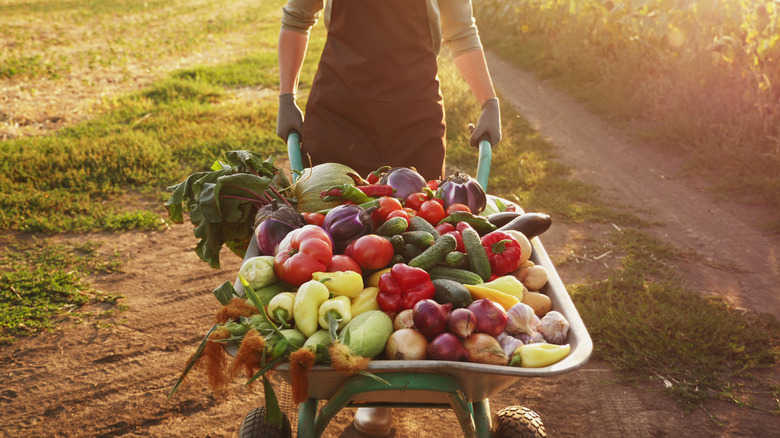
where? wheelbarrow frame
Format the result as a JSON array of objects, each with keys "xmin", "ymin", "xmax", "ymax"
[{"xmin": 244, "ymin": 134, "xmax": 592, "ymax": 437}]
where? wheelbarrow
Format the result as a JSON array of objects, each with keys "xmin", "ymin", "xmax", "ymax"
[{"xmin": 236, "ymin": 133, "xmax": 593, "ymax": 437}]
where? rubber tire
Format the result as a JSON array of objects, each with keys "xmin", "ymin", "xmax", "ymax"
[
  {"xmin": 238, "ymin": 407, "xmax": 293, "ymax": 438},
  {"xmin": 492, "ymin": 406, "xmax": 547, "ymax": 438}
]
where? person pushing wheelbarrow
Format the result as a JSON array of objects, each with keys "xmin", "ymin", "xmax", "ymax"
[{"xmin": 274, "ymin": 0, "xmax": 502, "ymax": 434}]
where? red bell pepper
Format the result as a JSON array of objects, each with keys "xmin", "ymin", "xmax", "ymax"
[
  {"xmin": 274, "ymin": 225, "xmax": 333, "ymax": 286},
  {"xmin": 481, "ymin": 230, "xmax": 523, "ymax": 276},
  {"xmin": 376, "ymin": 263, "xmax": 435, "ymax": 313}
]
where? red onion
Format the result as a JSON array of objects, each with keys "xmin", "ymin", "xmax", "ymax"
[
  {"xmin": 427, "ymin": 332, "xmax": 469, "ymax": 361},
  {"xmin": 448, "ymin": 308, "xmax": 477, "ymax": 339},
  {"xmin": 467, "ymin": 299, "xmax": 508, "ymax": 337},
  {"xmin": 412, "ymin": 299, "xmax": 451, "ymax": 340}
]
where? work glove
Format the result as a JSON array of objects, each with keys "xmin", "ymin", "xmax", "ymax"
[
  {"xmin": 469, "ymin": 97, "xmax": 501, "ymax": 147},
  {"xmin": 276, "ymin": 92, "xmax": 304, "ymax": 142}
]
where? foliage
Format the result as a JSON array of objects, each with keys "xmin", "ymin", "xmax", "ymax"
[
  {"xmin": 0, "ymin": 238, "xmax": 124, "ymax": 344},
  {"xmin": 475, "ymin": 0, "xmax": 780, "ymax": 219}
]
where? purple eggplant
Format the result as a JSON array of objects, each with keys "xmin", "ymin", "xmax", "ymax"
[
  {"xmin": 256, "ymin": 218, "xmax": 297, "ymax": 256},
  {"xmin": 437, "ymin": 171, "xmax": 487, "ymax": 214},
  {"xmin": 322, "ymin": 204, "xmax": 375, "ymax": 252},
  {"xmin": 379, "ymin": 167, "xmax": 428, "ymax": 200}
]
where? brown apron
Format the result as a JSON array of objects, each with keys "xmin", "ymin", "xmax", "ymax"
[{"xmin": 301, "ymin": 0, "xmax": 446, "ymax": 181}]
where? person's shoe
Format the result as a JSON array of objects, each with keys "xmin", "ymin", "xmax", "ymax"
[{"xmin": 353, "ymin": 407, "xmax": 392, "ymax": 436}]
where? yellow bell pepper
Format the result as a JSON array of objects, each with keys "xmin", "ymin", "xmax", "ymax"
[
  {"xmin": 312, "ymin": 270, "xmax": 364, "ymax": 298},
  {"xmin": 267, "ymin": 292, "xmax": 296, "ymax": 327},
  {"xmin": 481, "ymin": 275, "xmax": 526, "ymax": 301},
  {"xmin": 365, "ymin": 268, "xmax": 391, "ymax": 288},
  {"xmin": 350, "ymin": 287, "xmax": 380, "ymax": 316},
  {"xmin": 293, "ymin": 280, "xmax": 330, "ymax": 337},
  {"xmin": 510, "ymin": 343, "xmax": 571, "ymax": 368},
  {"xmin": 318, "ymin": 295, "xmax": 353, "ymax": 331},
  {"xmin": 463, "ymin": 284, "xmax": 520, "ymax": 311}
]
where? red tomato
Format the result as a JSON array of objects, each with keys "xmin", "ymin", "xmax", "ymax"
[
  {"xmin": 371, "ymin": 196, "xmax": 404, "ymax": 226},
  {"xmin": 327, "ymin": 254, "xmax": 362, "ymax": 275},
  {"xmin": 435, "ymin": 222, "xmax": 456, "ymax": 234},
  {"xmin": 445, "ymin": 203, "xmax": 471, "ymax": 215},
  {"xmin": 404, "ymin": 192, "xmax": 428, "ymax": 211},
  {"xmin": 386, "ymin": 209, "xmax": 410, "ymax": 222},
  {"xmin": 403, "ymin": 207, "xmax": 417, "ymax": 217},
  {"xmin": 446, "ymin": 230, "xmax": 466, "ymax": 253},
  {"xmin": 427, "ymin": 180, "xmax": 439, "ymax": 191},
  {"xmin": 417, "ymin": 199, "xmax": 446, "ymax": 225},
  {"xmin": 344, "ymin": 234, "xmax": 395, "ymax": 270},
  {"xmin": 274, "ymin": 225, "xmax": 333, "ymax": 286},
  {"xmin": 302, "ymin": 212, "xmax": 325, "ymax": 227}
]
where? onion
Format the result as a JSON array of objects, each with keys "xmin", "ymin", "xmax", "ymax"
[
  {"xmin": 504, "ymin": 303, "xmax": 538, "ymax": 336},
  {"xmin": 448, "ymin": 308, "xmax": 477, "ymax": 339},
  {"xmin": 427, "ymin": 332, "xmax": 469, "ymax": 361},
  {"xmin": 393, "ymin": 309, "xmax": 415, "ymax": 331},
  {"xmin": 384, "ymin": 328, "xmax": 428, "ymax": 360},
  {"xmin": 462, "ymin": 333, "xmax": 508, "ymax": 365},
  {"xmin": 412, "ymin": 299, "xmax": 451, "ymax": 340},
  {"xmin": 467, "ymin": 299, "xmax": 508, "ymax": 337}
]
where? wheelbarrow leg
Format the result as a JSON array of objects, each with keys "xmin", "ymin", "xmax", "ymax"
[
  {"xmin": 297, "ymin": 397, "xmax": 318, "ymax": 438},
  {"xmin": 471, "ymin": 399, "xmax": 492, "ymax": 438}
]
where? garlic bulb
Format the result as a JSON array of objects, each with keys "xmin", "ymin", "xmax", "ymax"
[
  {"xmin": 504, "ymin": 303, "xmax": 537, "ymax": 336},
  {"xmin": 537, "ymin": 311, "xmax": 569, "ymax": 344},
  {"xmin": 515, "ymin": 331, "xmax": 546, "ymax": 344}
]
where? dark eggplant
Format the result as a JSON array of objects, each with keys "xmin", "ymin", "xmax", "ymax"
[
  {"xmin": 437, "ymin": 171, "xmax": 487, "ymax": 214},
  {"xmin": 496, "ymin": 212, "xmax": 552, "ymax": 239},
  {"xmin": 322, "ymin": 204, "xmax": 376, "ymax": 252},
  {"xmin": 486, "ymin": 211, "xmax": 522, "ymax": 228},
  {"xmin": 254, "ymin": 203, "xmax": 307, "ymax": 255},
  {"xmin": 379, "ymin": 167, "xmax": 428, "ymax": 200}
]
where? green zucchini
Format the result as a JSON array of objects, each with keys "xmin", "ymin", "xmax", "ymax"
[
  {"xmin": 427, "ymin": 266, "xmax": 484, "ymax": 285},
  {"xmin": 402, "ymin": 231, "xmax": 435, "ymax": 249},
  {"xmin": 461, "ymin": 227, "xmax": 492, "ymax": 281},
  {"xmin": 375, "ymin": 216, "xmax": 409, "ymax": 236},
  {"xmin": 432, "ymin": 279, "xmax": 473, "ymax": 309},
  {"xmin": 408, "ymin": 215, "xmax": 440, "ymax": 239},
  {"xmin": 408, "ymin": 233, "xmax": 457, "ymax": 270}
]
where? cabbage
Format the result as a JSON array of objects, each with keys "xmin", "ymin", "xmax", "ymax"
[{"xmin": 238, "ymin": 255, "xmax": 277, "ymax": 290}]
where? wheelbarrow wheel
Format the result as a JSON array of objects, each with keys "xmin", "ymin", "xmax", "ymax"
[
  {"xmin": 238, "ymin": 407, "xmax": 293, "ymax": 438},
  {"xmin": 492, "ymin": 406, "xmax": 546, "ymax": 438}
]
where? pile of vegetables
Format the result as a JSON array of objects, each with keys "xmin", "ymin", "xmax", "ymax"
[{"xmin": 167, "ymin": 155, "xmax": 571, "ymax": 402}]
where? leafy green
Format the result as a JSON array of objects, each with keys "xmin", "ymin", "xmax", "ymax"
[{"xmin": 165, "ymin": 150, "xmax": 293, "ymax": 268}]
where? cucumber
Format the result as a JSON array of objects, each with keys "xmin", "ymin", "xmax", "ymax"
[
  {"xmin": 401, "ymin": 231, "xmax": 435, "ymax": 249},
  {"xmin": 427, "ymin": 266, "xmax": 484, "ymax": 285},
  {"xmin": 400, "ymin": 243, "xmax": 423, "ymax": 263},
  {"xmin": 444, "ymin": 251, "xmax": 467, "ymax": 268},
  {"xmin": 432, "ymin": 279, "xmax": 473, "ymax": 309},
  {"xmin": 375, "ymin": 216, "xmax": 409, "ymax": 236},
  {"xmin": 408, "ymin": 215, "xmax": 440, "ymax": 239},
  {"xmin": 387, "ymin": 234, "xmax": 405, "ymax": 253},
  {"xmin": 408, "ymin": 233, "xmax": 457, "ymax": 271},
  {"xmin": 460, "ymin": 227, "xmax": 492, "ymax": 281}
]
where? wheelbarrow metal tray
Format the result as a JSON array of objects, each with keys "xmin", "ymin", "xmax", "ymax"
[{"xmin": 272, "ymin": 236, "xmax": 593, "ymax": 403}]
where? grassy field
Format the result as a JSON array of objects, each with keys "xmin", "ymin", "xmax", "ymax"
[
  {"xmin": 474, "ymin": 0, "xmax": 780, "ymax": 230},
  {"xmin": 0, "ymin": 0, "xmax": 777, "ymax": 412}
]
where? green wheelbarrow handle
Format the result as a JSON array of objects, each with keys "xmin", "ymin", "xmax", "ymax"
[{"xmin": 286, "ymin": 134, "xmax": 492, "ymax": 189}]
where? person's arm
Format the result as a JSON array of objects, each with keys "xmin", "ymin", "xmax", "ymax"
[
  {"xmin": 452, "ymin": 49, "xmax": 496, "ymax": 105},
  {"xmin": 279, "ymin": 29, "xmax": 310, "ymax": 95}
]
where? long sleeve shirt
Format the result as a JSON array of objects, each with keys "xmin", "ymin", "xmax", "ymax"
[{"xmin": 280, "ymin": 0, "xmax": 483, "ymax": 58}]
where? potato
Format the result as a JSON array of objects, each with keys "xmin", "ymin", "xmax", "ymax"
[
  {"xmin": 521, "ymin": 291, "xmax": 552, "ymax": 318},
  {"xmin": 518, "ymin": 265, "xmax": 548, "ymax": 291}
]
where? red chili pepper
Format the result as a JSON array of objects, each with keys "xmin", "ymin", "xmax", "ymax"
[
  {"xmin": 481, "ymin": 230, "xmax": 523, "ymax": 276},
  {"xmin": 376, "ymin": 263, "xmax": 435, "ymax": 313},
  {"xmin": 357, "ymin": 184, "xmax": 395, "ymax": 197},
  {"xmin": 366, "ymin": 165, "xmax": 391, "ymax": 184}
]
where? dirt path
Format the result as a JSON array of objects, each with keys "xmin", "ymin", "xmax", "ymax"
[{"xmin": 2, "ymin": 54, "xmax": 779, "ymax": 437}]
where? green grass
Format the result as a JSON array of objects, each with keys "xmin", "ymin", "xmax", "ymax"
[
  {"xmin": 0, "ymin": 237, "xmax": 125, "ymax": 344},
  {"xmin": 568, "ymin": 229, "xmax": 780, "ymax": 410}
]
